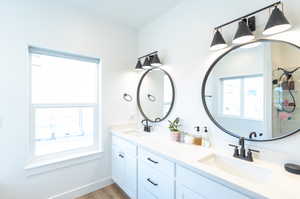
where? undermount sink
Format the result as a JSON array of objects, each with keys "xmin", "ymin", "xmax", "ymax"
[
  {"xmin": 122, "ymin": 130, "xmax": 148, "ymax": 137},
  {"xmin": 199, "ymin": 154, "xmax": 272, "ymax": 184}
]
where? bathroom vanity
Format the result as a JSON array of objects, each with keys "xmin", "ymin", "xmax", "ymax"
[
  {"xmin": 113, "ymin": 39, "xmax": 300, "ymax": 199},
  {"xmin": 111, "ymin": 127, "xmax": 300, "ymax": 199}
]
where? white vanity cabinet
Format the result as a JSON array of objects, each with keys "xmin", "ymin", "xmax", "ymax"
[
  {"xmin": 112, "ymin": 136, "xmax": 138, "ymax": 199},
  {"xmin": 176, "ymin": 186, "xmax": 206, "ymax": 199},
  {"xmin": 176, "ymin": 165, "xmax": 251, "ymax": 199},
  {"xmin": 138, "ymin": 148, "xmax": 175, "ymax": 199},
  {"xmin": 111, "ymin": 133, "xmax": 258, "ymax": 199}
]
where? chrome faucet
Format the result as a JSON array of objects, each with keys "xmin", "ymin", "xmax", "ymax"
[{"xmin": 229, "ymin": 137, "xmax": 259, "ymax": 162}]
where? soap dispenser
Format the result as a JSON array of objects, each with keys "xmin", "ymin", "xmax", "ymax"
[
  {"xmin": 202, "ymin": 126, "xmax": 210, "ymax": 148},
  {"xmin": 193, "ymin": 126, "xmax": 202, "ymax": 146}
]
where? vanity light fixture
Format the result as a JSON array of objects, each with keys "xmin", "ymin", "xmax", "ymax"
[
  {"xmin": 210, "ymin": 1, "xmax": 291, "ymax": 50},
  {"xmin": 143, "ymin": 57, "xmax": 152, "ymax": 69},
  {"xmin": 263, "ymin": 6, "xmax": 291, "ymax": 35},
  {"xmin": 210, "ymin": 29, "xmax": 228, "ymax": 51},
  {"xmin": 135, "ymin": 59, "xmax": 143, "ymax": 70},
  {"xmin": 135, "ymin": 51, "xmax": 162, "ymax": 70},
  {"xmin": 232, "ymin": 20, "xmax": 255, "ymax": 44},
  {"xmin": 150, "ymin": 54, "xmax": 162, "ymax": 66}
]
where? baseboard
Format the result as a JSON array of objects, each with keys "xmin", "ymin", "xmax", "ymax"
[{"xmin": 49, "ymin": 177, "xmax": 113, "ymax": 199}]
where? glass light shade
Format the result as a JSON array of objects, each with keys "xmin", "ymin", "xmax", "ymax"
[
  {"xmin": 263, "ymin": 7, "xmax": 291, "ymax": 35},
  {"xmin": 263, "ymin": 24, "xmax": 291, "ymax": 35},
  {"xmin": 233, "ymin": 35, "xmax": 255, "ymax": 44}
]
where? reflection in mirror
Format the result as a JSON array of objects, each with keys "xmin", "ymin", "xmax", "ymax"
[
  {"xmin": 123, "ymin": 93, "xmax": 133, "ymax": 102},
  {"xmin": 204, "ymin": 40, "xmax": 300, "ymax": 141},
  {"xmin": 138, "ymin": 68, "xmax": 174, "ymax": 122}
]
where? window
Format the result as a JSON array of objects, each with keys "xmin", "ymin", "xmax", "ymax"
[
  {"xmin": 30, "ymin": 47, "xmax": 100, "ymax": 158},
  {"xmin": 222, "ymin": 78, "xmax": 241, "ymax": 116},
  {"xmin": 221, "ymin": 75, "xmax": 263, "ymax": 120}
]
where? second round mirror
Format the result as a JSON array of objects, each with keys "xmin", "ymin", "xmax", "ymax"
[{"xmin": 137, "ymin": 68, "xmax": 175, "ymax": 122}]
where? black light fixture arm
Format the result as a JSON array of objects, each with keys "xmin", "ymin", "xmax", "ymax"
[
  {"xmin": 138, "ymin": 51, "xmax": 158, "ymax": 59},
  {"xmin": 215, "ymin": 1, "xmax": 281, "ymax": 30}
]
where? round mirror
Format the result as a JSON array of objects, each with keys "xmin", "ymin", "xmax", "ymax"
[
  {"xmin": 137, "ymin": 67, "xmax": 175, "ymax": 122},
  {"xmin": 202, "ymin": 39, "xmax": 300, "ymax": 141}
]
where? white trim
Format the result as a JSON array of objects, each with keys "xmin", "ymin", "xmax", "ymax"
[
  {"xmin": 219, "ymin": 75, "xmax": 264, "ymax": 120},
  {"xmin": 32, "ymin": 104, "xmax": 98, "ymax": 108},
  {"xmin": 263, "ymin": 42, "xmax": 273, "ymax": 139},
  {"xmin": 48, "ymin": 177, "xmax": 113, "ymax": 199},
  {"xmin": 25, "ymin": 150, "xmax": 103, "ymax": 176},
  {"xmin": 218, "ymin": 115, "xmax": 263, "ymax": 122},
  {"xmin": 28, "ymin": 47, "xmax": 101, "ymax": 165},
  {"xmin": 29, "ymin": 46, "xmax": 100, "ymax": 64}
]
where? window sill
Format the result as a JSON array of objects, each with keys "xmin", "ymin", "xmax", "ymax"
[
  {"xmin": 24, "ymin": 150, "xmax": 103, "ymax": 176},
  {"xmin": 218, "ymin": 115, "xmax": 263, "ymax": 122}
]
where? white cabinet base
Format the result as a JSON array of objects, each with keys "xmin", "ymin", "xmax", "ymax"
[
  {"xmin": 112, "ymin": 133, "xmax": 258, "ymax": 199},
  {"xmin": 112, "ymin": 136, "xmax": 137, "ymax": 199},
  {"xmin": 177, "ymin": 186, "xmax": 206, "ymax": 199}
]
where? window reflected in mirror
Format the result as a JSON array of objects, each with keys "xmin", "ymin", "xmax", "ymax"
[{"xmin": 204, "ymin": 40, "xmax": 300, "ymax": 141}]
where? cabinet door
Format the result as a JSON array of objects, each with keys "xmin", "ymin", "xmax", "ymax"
[
  {"xmin": 177, "ymin": 186, "xmax": 206, "ymax": 199},
  {"xmin": 112, "ymin": 146, "xmax": 125, "ymax": 187},
  {"xmin": 139, "ymin": 187, "xmax": 158, "ymax": 199},
  {"xmin": 139, "ymin": 162, "xmax": 174, "ymax": 199},
  {"xmin": 177, "ymin": 165, "xmax": 250, "ymax": 199},
  {"xmin": 123, "ymin": 154, "xmax": 137, "ymax": 199}
]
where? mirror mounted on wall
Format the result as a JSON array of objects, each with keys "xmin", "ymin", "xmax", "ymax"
[
  {"xmin": 202, "ymin": 39, "xmax": 300, "ymax": 142},
  {"xmin": 137, "ymin": 67, "xmax": 175, "ymax": 123}
]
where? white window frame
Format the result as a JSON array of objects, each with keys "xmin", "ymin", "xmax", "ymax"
[
  {"xmin": 27, "ymin": 46, "xmax": 102, "ymax": 170},
  {"xmin": 219, "ymin": 74, "xmax": 263, "ymax": 121}
]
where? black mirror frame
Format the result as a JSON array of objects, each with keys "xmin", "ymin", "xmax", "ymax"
[
  {"xmin": 137, "ymin": 67, "xmax": 175, "ymax": 123},
  {"xmin": 201, "ymin": 39, "xmax": 300, "ymax": 142}
]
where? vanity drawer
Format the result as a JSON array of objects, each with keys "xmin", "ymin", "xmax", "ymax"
[
  {"xmin": 112, "ymin": 136, "xmax": 137, "ymax": 157},
  {"xmin": 176, "ymin": 165, "xmax": 250, "ymax": 199},
  {"xmin": 139, "ymin": 187, "xmax": 158, "ymax": 199},
  {"xmin": 140, "ymin": 162, "xmax": 174, "ymax": 199},
  {"xmin": 139, "ymin": 148, "xmax": 175, "ymax": 177}
]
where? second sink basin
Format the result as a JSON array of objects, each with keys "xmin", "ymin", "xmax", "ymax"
[
  {"xmin": 122, "ymin": 130, "xmax": 149, "ymax": 137},
  {"xmin": 198, "ymin": 154, "xmax": 272, "ymax": 184}
]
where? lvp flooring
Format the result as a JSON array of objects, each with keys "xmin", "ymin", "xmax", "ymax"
[{"xmin": 76, "ymin": 184, "xmax": 130, "ymax": 199}]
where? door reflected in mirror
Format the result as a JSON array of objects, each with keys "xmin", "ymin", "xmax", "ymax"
[{"xmin": 204, "ymin": 40, "xmax": 300, "ymax": 141}]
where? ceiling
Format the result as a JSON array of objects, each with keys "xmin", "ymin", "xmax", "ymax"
[{"xmin": 71, "ymin": 0, "xmax": 183, "ymax": 29}]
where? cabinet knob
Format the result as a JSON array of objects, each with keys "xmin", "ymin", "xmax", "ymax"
[{"xmin": 118, "ymin": 154, "xmax": 124, "ymax": 158}]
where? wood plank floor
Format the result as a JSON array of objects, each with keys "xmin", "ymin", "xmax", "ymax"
[{"xmin": 76, "ymin": 184, "xmax": 130, "ymax": 199}]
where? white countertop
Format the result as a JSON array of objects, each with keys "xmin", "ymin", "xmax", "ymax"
[{"xmin": 110, "ymin": 126, "xmax": 300, "ymax": 199}]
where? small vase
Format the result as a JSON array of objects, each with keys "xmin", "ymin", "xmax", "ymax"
[{"xmin": 170, "ymin": 131, "xmax": 181, "ymax": 142}]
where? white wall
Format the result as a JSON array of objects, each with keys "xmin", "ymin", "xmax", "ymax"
[
  {"xmin": 138, "ymin": 0, "xmax": 300, "ymax": 164},
  {"xmin": 0, "ymin": 1, "xmax": 138, "ymax": 199}
]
